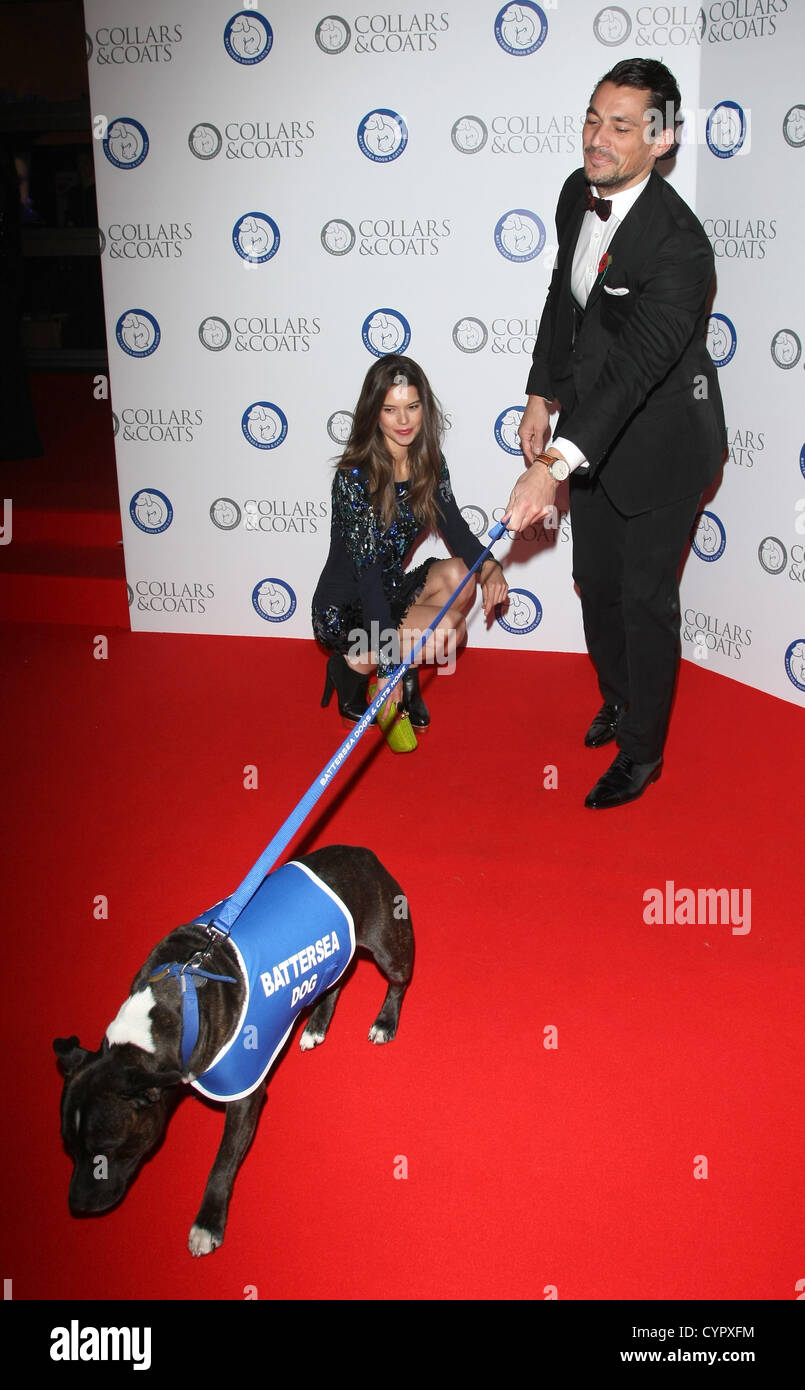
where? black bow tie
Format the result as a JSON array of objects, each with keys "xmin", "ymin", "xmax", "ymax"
[{"xmin": 585, "ymin": 186, "xmax": 612, "ymax": 222}]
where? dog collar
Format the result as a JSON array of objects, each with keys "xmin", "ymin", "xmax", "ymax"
[{"xmin": 143, "ymin": 961, "xmax": 237, "ymax": 1073}]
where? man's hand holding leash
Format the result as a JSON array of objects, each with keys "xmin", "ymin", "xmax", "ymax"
[{"xmin": 505, "ymin": 394, "xmax": 567, "ymax": 531}]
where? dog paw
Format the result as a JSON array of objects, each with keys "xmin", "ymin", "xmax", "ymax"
[
  {"xmin": 188, "ymin": 1224, "xmax": 221, "ymax": 1257},
  {"xmin": 368, "ymin": 1023, "xmax": 395, "ymax": 1044},
  {"xmin": 299, "ymin": 1026, "xmax": 325, "ymax": 1051}
]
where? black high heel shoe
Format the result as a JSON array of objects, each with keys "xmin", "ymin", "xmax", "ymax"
[
  {"xmin": 401, "ymin": 668, "xmax": 430, "ymax": 729},
  {"xmin": 321, "ymin": 652, "xmax": 370, "ymax": 723}
]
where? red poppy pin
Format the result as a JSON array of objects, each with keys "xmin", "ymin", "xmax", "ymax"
[{"xmin": 598, "ymin": 252, "xmax": 612, "ymax": 282}]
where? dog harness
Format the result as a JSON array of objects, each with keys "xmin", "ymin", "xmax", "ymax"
[{"xmin": 189, "ymin": 861, "xmax": 355, "ymax": 1102}]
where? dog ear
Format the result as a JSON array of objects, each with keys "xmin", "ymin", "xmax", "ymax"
[
  {"xmin": 122, "ymin": 1066, "xmax": 183, "ymax": 1103},
  {"xmin": 53, "ymin": 1036, "xmax": 91, "ymax": 1074}
]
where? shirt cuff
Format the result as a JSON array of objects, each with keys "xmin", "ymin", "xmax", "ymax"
[{"xmin": 553, "ymin": 436, "xmax": 589, "ymax": 473}]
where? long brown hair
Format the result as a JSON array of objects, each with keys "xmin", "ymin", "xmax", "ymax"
[{"xmin": 338, "ymin": 355, "xmax": 445, "ymax": 532}]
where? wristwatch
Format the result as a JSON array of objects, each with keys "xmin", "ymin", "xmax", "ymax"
[{"xmin": 535, "ymin": 451, "xmax": 570, "ymax": 482}]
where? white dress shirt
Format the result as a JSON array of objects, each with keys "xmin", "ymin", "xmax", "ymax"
[{"xmin": 553, "ymin": 173, "xmax": 651, "ymax": 472}]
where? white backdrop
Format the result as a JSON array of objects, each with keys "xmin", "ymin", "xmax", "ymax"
[{"xmin": 84, "ymin": 0, "xmax": 805, "ymax": 707}]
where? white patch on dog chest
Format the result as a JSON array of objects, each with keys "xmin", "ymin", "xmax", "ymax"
[{"xmin": 105, "ymin": 988, "xmax": 157, "ymax": 1053}]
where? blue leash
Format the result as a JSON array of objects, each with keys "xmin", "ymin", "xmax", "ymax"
[{"xmin": 208, "ymin": 521, "xmax": 508, "ymax": 938}]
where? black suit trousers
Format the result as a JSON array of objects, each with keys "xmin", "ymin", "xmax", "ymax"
[{"xmin": 569, "ymin": 475, "xmax": 701, "ymax": 763}]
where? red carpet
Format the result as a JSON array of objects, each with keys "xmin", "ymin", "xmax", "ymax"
[
  {"xmin": 2, "ymin": 623, "xmax": 803, "ymax": 1302},
  {"xmin": 2, "ymin": 376, "xmax": 803, "ymax": 1308},
  {"xmin": 0, "ymin": 375, "xmax": 127, "ymax": 627}
]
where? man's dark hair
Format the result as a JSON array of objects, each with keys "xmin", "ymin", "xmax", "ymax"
[
  {"xmin": 593, "ymin": 58, "xmax": 683, "ymax": 157},
  {"xmin": 596, "ymin": 57, "xmax": 682, "ymax": 131}
]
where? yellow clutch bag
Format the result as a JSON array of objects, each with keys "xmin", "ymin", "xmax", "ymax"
[{"xmin": 368, "ymin": 682, "xmax": 418, "ymax": 754}]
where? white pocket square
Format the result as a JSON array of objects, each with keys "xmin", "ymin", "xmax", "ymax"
[{"xmin": 603, "ymin": 285, "xmax": 629, "ymax": 296}]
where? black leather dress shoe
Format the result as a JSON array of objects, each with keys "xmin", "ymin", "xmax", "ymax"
[
  {"xmin": 584, "ymin": 702, "xmax": 626, "ymax": 748},
  {"xmin": 584, "ymin": 751, "xmax": 662, "ymax": 809}
]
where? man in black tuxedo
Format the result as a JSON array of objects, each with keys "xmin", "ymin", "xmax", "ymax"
[{"xmin": 506, "ymin": 58, "xmax": 726, "ymax": 809}]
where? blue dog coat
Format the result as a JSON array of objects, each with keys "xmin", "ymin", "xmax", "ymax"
[{"xmin": 190, "ymin": 861, "xmax": 355, "ymax": 1102}]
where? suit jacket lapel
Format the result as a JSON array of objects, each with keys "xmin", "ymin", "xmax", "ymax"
[
  {"xmin": 558, "ymin": 190, "xmax": 586, "ymax": 306},
  {"xmin": 583, "ymin": 170, "xmax": 660, "ymax": 315}
]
